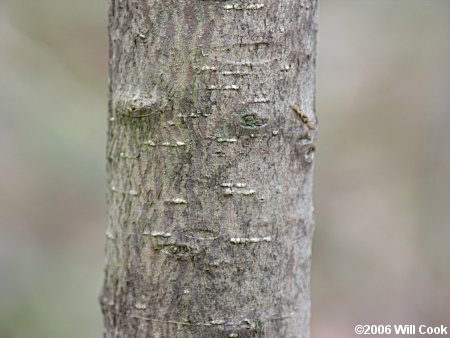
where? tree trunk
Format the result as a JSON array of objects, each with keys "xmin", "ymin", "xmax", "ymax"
[{"xmin": 101, "ymin": 0, "xmax": 318, "ymax": 337}]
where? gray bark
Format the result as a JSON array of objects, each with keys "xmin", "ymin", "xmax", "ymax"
[{"xmin": 101, "ymin": 0, "xmax": 318, "ymax": 337}]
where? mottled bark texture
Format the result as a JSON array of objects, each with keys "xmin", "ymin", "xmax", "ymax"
[{"xmin": 101, "ymin": 0, "xmax": 318, "ymax": 337}]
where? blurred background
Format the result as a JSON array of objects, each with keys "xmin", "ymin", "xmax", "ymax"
[{"xmin": 0, "ymin": 0, "xmax": 448, "ymax": 337}]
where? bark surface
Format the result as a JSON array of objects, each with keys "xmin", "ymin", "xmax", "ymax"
[{"xmin": 101, "ymin": 1, "xmax": 318, "ymax": 337}]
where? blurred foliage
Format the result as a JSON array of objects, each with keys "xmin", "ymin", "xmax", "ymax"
[
  {"xmin": 0, "ymin": 0, "xmax": 449, "ymax": 337},
  {"xmin": 0, "ymin": 0, "xmax": 107, "ymax": 337}
]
